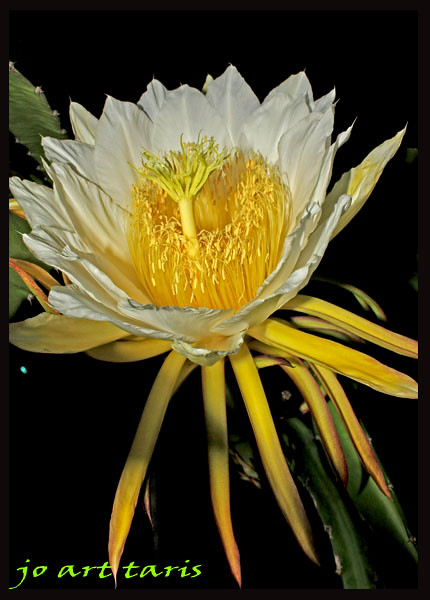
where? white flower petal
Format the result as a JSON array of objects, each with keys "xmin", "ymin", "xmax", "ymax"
[
  {"xmin": 23, "ymin": 229, "xmax": 128, "ymax": 306},
  {"xmin": 263, "ymin": 72, "xmax": 336, "ymax": 119},
  {"xmin": 313, "ymin": 88, "xmax": 336, "ymax": 113},
  {"xmin": 323, "ymin": 127, "xmax": 407, "ymax": 239},
  {"xmin": 242, "ymin": 122, "xmax": 352, "ymax": 308},
  {"xmin": 94, "ymin": 95, "xmax": 153, "ymax": 208},
  {"xmin": 24, "ymin": 218, "xmax": 148, "ymax": 307},
  {"xmin": 69, "ymin": 101, "xmax": 98, "ymax": 144},
  {"xmin": 48, "ymin": 284, "xmax": 167, "ymax": 339},
  {"xmin": 263, "ymin": 71, "xmax": 313, "ymax": 104},
  {"xmin": 150, "ymin": 85, "xmax": 231, "ymax": 153},
  {"xmin": 239, "ymin": 93, "xmax": 311, "ymax": 164},
  {"xmin": 137, "ymin": 79, "xmax": 168, "ymax": 121},
  {"xmin": 288, "ymin": 122, "xmax": 354, "ymax": 229},
  {"xmin": 278, "ymin": 107, "xmax": 334, "ymax": 221},
  {"xmin": 45, "ymin": 162, "xmax": 134, "ymax": 266},
  {"xmin": 42, "ymin": 137, "xmax": 95, "ymax": 182},
  {"xmin": 9, "ymin": 176, "xmax": 72, "ymax": 230},
  {"xmin": 205, "ymin": 65, "xmax": 260, "ymax": 146}
]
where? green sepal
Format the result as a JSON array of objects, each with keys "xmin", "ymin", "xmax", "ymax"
[
  {"xmin": 9, "ymin": 212, "xmax": 50, "ymax": 318},
  {"xmin": 282, "ymin": 418, "xmax": 377, "ymax": 589},
  {"xmin": 9, "ymin": 63, "xmax": 67, "ymax": 167}
]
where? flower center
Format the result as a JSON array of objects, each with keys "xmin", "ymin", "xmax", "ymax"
[{"xmin": 127, "ymin": 140, "xmax": 291, "ymax": 310}]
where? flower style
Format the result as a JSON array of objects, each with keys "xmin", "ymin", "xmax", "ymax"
[{"xmin": 10, "ymin": 66, "xmax": 417, "ymax": 587}]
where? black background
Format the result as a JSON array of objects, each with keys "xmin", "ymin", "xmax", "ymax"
[{"xmin": 9, "ymin": 9, "xmax": 418, "ymax": 591}]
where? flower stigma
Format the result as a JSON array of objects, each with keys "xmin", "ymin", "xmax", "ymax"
[
  {"xmin": 137, "ymin": 134, "xmax": 230, "ymax": 259},
  {"xmin": 128, "ymin": 137, "xmax": 292, "ymax": 311}
]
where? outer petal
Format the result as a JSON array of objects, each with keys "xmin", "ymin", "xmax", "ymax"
[
  {"xmin": 283, "ymin": 295, "xmax": 418, "ymax": 358},
  {"xmin": 323, "ymin": 127, "xmax": 406, "ymax": 238},
  {"xmin": 87, "ymin": 337, "xmax": 172, "ymax": 362},
  {"xmin": 202, "ymin": 359, "xmax": 241, "ymax": 586},
  {"xmin": 229, "ymin": 343, "xmax": 319, "ymax": 565},
  {"xmin": 205, "ymin": 65, "xmax": 260, "ymax": 146},
  {"xmin": 251, "ymin": 340, "xmax": 348, "ymax": 486},
  {"xmin": 109, "ymin": 350, "xmax": 187, "ymax": 583},
  {"xmin": 10, "ymin": 312, "xmax": 128, "ymax": 353},
  {"xmin": 150, "ymin": 85, "xmax": 231, "ymax": 153},
  {"xmin": 313, "ymin": 365, "xmax": 391, "ymax": 498},
  {"xmin": 249, "ymin": 318, "xmax": 418, "ymax": 398},
  {"xmin": 69, "ymin": 101, "xmax": 98, "ymax": 144},
  {"xmin": 94, "ymin": 95, "xmax": 153, "ymax": 209}
]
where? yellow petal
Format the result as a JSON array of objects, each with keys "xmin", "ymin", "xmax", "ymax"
[
  {"xmin": 202, "ymin": 359, "xmax": 241, "ymax": 587},
  {"xmin": 277, "ymin": 367, "xmax": 346, "ymax": 485},
  {"xmin": 86, "ymin": 337, "xmax": 172, "ymax": 362},
  {"xmin": 283, "ymin": 295, "xmax": 417, "ymax": 358},
  {"xmin": 229, "ymin": 342, "xmax": 319, "ymax": 565},
  {"xmin": 251, "ymin": 340, "xmax": 347, "ymax": 486},
  {"xmin": 108, "ymin": 350, "xmax": 186, "ymax": 584},
  {"xmin": 289, "ymin": 315, "xmax": 364, "ymax": 344},
  {"xmin": 249, "ymin": 318, "xmax": 418, "ymax": 398},
  {"xmin": 325, "ymin": 127, "xmax": 406, "ymax": 239},
  {"xmin": 10, "ymin": 312, "xmax": 128, "ymax": 353},
  {"xmin": 313, "ymin": 365, "xmax": 392, "ymax": 499},
  {"xmin": 172, "ymin": 360, "xmax": 198, "ymax": 395}
]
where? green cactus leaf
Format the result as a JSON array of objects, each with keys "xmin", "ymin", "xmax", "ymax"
[
  {"xmin": 9, "ymin": 62, "xmax": 67, "ymax": 166},
  {"xmin": 326, "ymin": 400, "xmax": 418, "ymax": 564},
  {"xmin": 283, "ymin": 418, "xmax": 377, "ymax": 589},
  {"xmin": 405, "ymin": 148, "xmax": 418, "ymax": 164}
]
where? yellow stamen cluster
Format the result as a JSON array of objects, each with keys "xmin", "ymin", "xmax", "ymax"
[
  {"xmin": 136, "ymin": 134, "xmax": 230, "ymax": 259},
  {"xmin": 128, "ymin": 146, "xmax": 291, "ymax": 310}
]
